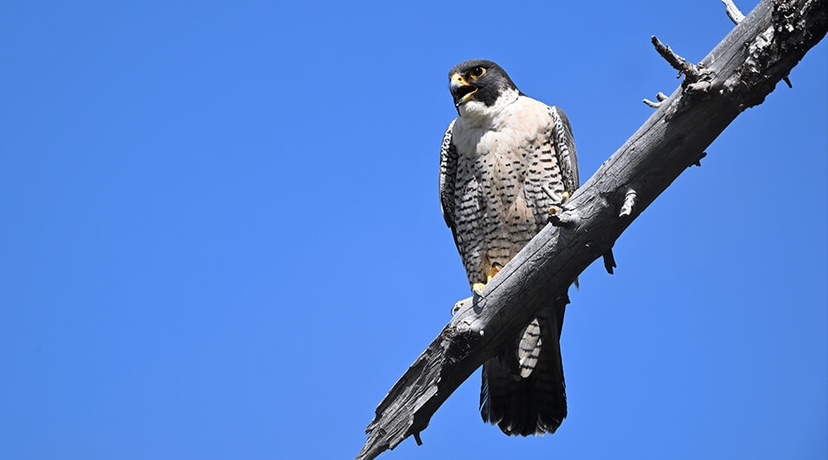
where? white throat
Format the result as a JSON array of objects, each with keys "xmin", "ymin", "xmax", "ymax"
[{"xmin": 457, "ymin": 87, "xmax": 520, "ymax": 126}]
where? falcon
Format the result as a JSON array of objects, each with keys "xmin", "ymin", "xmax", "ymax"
[{"xmin": 438, "ymin": 59, "xmax": 578, "ymax": 436}]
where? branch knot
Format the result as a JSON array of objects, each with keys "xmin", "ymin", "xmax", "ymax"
[{"xmin": 651, "ymin": 36, "xmax": 713, "ymax": 93}]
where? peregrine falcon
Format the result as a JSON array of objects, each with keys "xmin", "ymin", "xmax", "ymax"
[{"xmin": 439, "ymin": 59, "xmax": 578, "ymax": 436}]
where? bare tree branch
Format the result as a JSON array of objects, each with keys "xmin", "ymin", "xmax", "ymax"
[
  {"xmin": 723, "ymin": 0, "xmax": 794, "ymax": 87},
  {"xmin": 723, "ymin": 0, "xmax": 747, "ymax": 24},
  {"xmin": 642, "ymin": 91, "xmax": 669, "ymax": 108},
  {"xmin": 651, "ymin": 36, "xmax": 712, "ymax": 85},
  {"xmin": 357, "ymin": 1, "xmax": 827, "ymax": 459}
]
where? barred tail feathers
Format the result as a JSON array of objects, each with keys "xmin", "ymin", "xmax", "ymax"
[{"xmin": 479, "ymin": 304, "xmax": 567, "ymax": 436}]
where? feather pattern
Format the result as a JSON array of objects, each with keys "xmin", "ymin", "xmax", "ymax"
[{"xmin": 439, "ymin": 70, "xmax": 578, "ymax": 436}]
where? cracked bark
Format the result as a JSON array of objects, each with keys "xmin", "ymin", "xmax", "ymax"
[{"xmin": 357, "ymin": 1, "xmax": 826, "ymax": 459}]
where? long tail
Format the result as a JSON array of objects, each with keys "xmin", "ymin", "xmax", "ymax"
[{"xmin": 479, "ymin": 302, "xmax": 567, "ymax": 436}]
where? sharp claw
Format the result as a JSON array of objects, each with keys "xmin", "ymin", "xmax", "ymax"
[
  {"xmin": 486, "ymin": 262, "xmax": 503, "ymax": 283},
  {"xmin": 451, "ymin": 296, "xmax": 474, "ymax": 316}
]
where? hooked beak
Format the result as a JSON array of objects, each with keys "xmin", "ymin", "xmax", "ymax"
[{"xmin": 450, "ymin": 73, "xmax": 477, "ymax": 107}]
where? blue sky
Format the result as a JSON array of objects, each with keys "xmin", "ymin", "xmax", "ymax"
[{"xmin": 1, "ymin": 1, "xmax": 825, "ymax": 459}]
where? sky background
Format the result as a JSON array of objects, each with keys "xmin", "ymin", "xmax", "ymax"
[{"xmin": 1, "ymin": 1, "xmax": 825, "ymax": 459}]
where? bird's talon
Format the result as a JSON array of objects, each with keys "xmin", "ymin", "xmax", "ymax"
[
  {"xmin": 472, "ymin": 282, "xmax": 486, "ymax": 294},
  {"xmin": 486, "ymin": 262, "xmax": 503, "ymax": 283},
  {"xmin": 451, "ymin": 296, "xmax": 474, "ymax": 316}
]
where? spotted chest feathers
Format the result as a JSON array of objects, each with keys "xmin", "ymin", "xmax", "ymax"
[{"xmin": 451, "ymin": 95, "xmax": 566, "ymax": 285}]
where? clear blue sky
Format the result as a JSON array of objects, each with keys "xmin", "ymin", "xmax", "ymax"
[{"xmin": 1, "ymin": 1, "xmax": 825, "ymax": 459}]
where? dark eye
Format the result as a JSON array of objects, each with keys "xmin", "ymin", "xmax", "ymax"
[{"xmin": 469, "ymin": 66, "xmax": 486, "ymax": 79}]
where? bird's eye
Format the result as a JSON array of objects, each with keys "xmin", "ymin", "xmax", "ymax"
[{"xmin": 469, "ymin": 66, "xmax": 486, "ymax": 79}]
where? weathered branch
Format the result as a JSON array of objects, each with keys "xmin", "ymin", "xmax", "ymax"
[
  {"xmin": 642, "ymin": 91, "xmax": 669, "ymax": 108},
  {"xmin": 357, "ymin": 1, "xmax": 826, "ymax": 458},
  {"xmin": 723, "ymin": 0, "xmax": 747, "ymax": 24},
  {"xmin": 651, "ymin": 36, "xmax": 710, "ymax": 83},
  {"xmin": 724, "ymin": 0, "xmax": 795, "ymax": 87},
  {"xmin": 618, "ymin": 189, "xmax": 637, "ymax": 218}
]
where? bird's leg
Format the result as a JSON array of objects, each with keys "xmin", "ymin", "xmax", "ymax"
[
  {"xmin": 547, "ymin": 189, "xmax": 582, "ymax": 227},
  {"xmin": 543, "ymin": 185, "xmax": 570, "ymax": 215},
  {"xmin": 471, "ymin": 262, "xmax": 504, "ymax": 294},
  {"xmin": 486, "ymin": 262, "xmax": 503, "ymax": 282}
]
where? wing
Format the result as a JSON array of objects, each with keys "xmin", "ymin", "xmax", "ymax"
[
  {"xmin": 548, "ymin": 106, "xmax": 579, "ymax": 194},
  {"xmin": 438, "ymin": 119, "xmax": 458, "ymax": 234}
]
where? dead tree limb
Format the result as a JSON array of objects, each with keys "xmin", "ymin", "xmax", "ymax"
[
  {"xmin": 723, "ymin": 0, "xmax": 748, "ymax": 23},
  {"xmin": 357, "ymin": 1, "xmax": 827, "ymax": 458},
  {"xmin": 651, "ymin": 36, "xmax": 711, "ymax": 83},
  {"xmin": 724, "ymin": 0, "xmax": 796, "ymax": 88}
]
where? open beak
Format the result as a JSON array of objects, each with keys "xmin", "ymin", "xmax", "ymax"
[{"xmin": 450, "ymin": 73, "xmax": 477, "ymax": 107}]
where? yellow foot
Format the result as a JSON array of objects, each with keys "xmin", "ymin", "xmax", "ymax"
[
  {"xmin": 473, "ymin": 262, "xmax": 504, "ymax": 295},
  {"xmin": 451, "ymin": 296, "xmax": 473, "ymax": 315},
  {"xmin": 486, "ymin": 262, "xmax": 503, "ymax": 282},
  {"xmin": 472, "ymin": 262, "xmax": 505, "ymax": 296},
  {"xmin": 548, "ymin": 191, "xmax": 570, "ymax": 215}
]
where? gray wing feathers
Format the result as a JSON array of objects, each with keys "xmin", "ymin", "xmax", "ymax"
[
  {"xmin": 438, "ymin": 119, "xmax": 458, "ymax": 231},
  {"xmin": 549, "ymin": 106, "xmax": 579, "ymax": 192}
]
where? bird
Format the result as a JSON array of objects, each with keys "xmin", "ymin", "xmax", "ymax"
[{"xmin": 438, "ymin": 59, "xmax": 578, "ymax": 436}]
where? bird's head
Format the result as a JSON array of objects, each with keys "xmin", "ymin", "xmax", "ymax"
[{"xmin": 448, "ymin": 59, "xmax": 519, "ymax": 111}]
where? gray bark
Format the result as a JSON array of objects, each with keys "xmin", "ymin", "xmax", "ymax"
[{"xmin": 357, "ymin": 1, "xmax": 827, "ymax": 458}]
